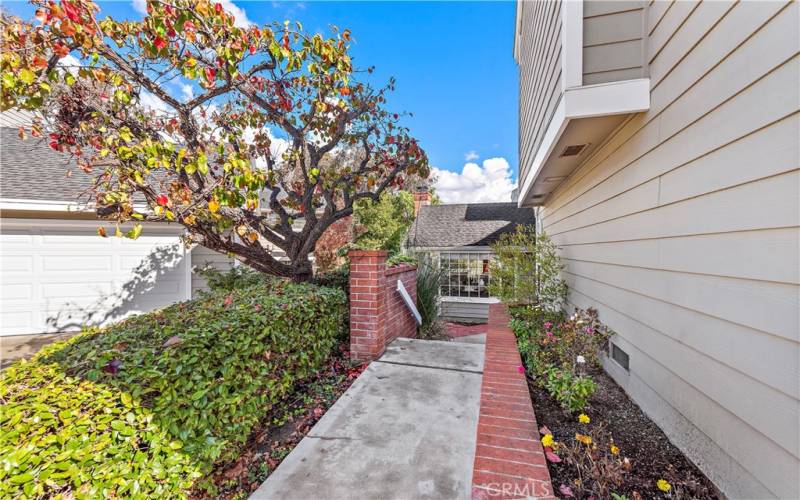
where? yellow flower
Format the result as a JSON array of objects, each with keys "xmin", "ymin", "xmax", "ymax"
[
  {"xmin": 541, "ymin": 434, "xmax": 554, "ymax": 448},
  {"xmin": 575, "ymin": 433, "xmax": 593, "ymax": 446},
  {"xmin": 610, "ymin": 444, "xmax": 620, "ymax": 455},
  {"xmin": 578, "ymin": 413, "xmax": 590, "ymax": 424},
  {"xmin": 657, "ymin": 479, "xmax": 672, "ymax": 492}
]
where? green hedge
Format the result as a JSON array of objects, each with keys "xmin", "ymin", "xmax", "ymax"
[{"xmin": 0, "ymin": 281, "xmax": 347, "ymax": 498}]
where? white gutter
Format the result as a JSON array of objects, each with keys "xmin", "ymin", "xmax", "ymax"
[{"xmin": 0, "ymin": 198, "xmax": 150, "ymax": 213}]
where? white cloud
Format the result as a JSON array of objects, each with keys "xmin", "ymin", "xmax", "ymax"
[
  {"xmin": 219, "ymin": 0, "xmax": 253, "ymax": 27},
  {"xmin": 57, "ymin": 54, "xmax": 81, "ymax": 75},
  {"xmin": 132, "ymin": 0, "xmax": 252, "ymax": 27},
  {"xmin": 178, "ymin": 83, "xmax": 194, "ymax": 101},
  {"xmin": 464, "ymin": 150, "xmax": 479, "ymax": 161},
  {"xmin": 138, "ymin": 90, "xmax": 171, "ymax": 114},
  {"xmin": 244, "ymin": 127, "xmax": 292, "ymax": 170},
  {"xmin": 432, "ymin": 157, "xmax": 517, "ymax": 204}
]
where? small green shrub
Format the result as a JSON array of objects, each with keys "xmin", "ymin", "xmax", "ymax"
[
  {"xmin": 415, "ymin": 258, "xmax": 446, "ymax": 339},
  {"xmin": 312, "ymin": 264, "xmax": 350, "ymax": 297},
  {"xmin": 0, "ymin": 281, "xmax": 346, "ymax": 498},
  {"xmin": 195, "ymin": 264, "xmax": 280, "ymax": 293},
  {"xmin": 543, "ymin": 365, "xmax": 597, "ymax": 413},
  {"xmin": 489, "ymin": 226, "xmax": 567, "ymax": 311},
  {"xmin": 386, "ymin": 253, "xmax": 417, "ymax": 267},
  {"xmin": 510, "ymin": 306, "xmax": 611, "ymax": 412}
]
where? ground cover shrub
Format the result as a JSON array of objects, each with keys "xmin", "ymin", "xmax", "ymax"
[
  {"xmin": 0, "ymin": 281, "xmax": 347, "ymax": 498},
  {"xmin": 201, "ymin": 343, "xmax": 368, "ymax": 498},
  {"xmin": 312, "ymin": 264, "xmax": 350, "ymax": 298},
  {"xmin": 511, "ymin": 306, "xmax": 611, "ymax": 413},
  {"xmin": 195, "ymin": 265, "xmax": 281, "ymax": 293}
]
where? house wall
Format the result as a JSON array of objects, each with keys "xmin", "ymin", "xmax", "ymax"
[
  {"xmin": 189, "ymin": 223, "xmax": 294, "ymax": 296},
  {"xmin": 190, "ymin": 244, "xmax": 235, "ymax": 296},
  {"xmin": 582, "ymin": 1, "xmax": 647, "ymax": 84},
  {"xmin": 412, "ymin": 248, "xmax": 497, "ymax": 324},
  {"xmin": 537, "ymin": 2, "xmax": 799, "ymax": 498},
  {"xmin": 0, "ymin": 219, "xmax": 190, "ymax": 336},
  {"xmin": 440, "ymin": 299, "xmax": 492, "ymax": 324},
  {"xmin": 518, "ymin": 0, "xmax": 563, "ymax": 184}
]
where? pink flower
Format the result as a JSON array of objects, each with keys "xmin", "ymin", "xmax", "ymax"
[
  {"xmin": 545, "ymin": 449, "xmax": 562, "ymax": 463},
  {"xmin": 585, "ymin": 326, "xmax": 594, "ymax": 334},
  {"xmin": 517, "ymin": 365, "xmax": 525, "ymax": 374},
  {"xmin": 546, "ymin": 331, "xmax": 554, "ymax": 338},
  {"xmin": 559, "ymin": 485, "xmax": 574, "ymax": 497},
  {"xmin": 544, "ymin": 321, "xmax": 552, "ymax": 329}
]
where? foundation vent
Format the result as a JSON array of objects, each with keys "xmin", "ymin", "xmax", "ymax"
[{"xmin": 611, "ymin": 343, "xmax": 630, "ymax": 371}]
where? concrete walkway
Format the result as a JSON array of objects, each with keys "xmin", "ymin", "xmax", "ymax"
[{"xmin": 252, "ymin": 338, "xmax": 484, "ymax": 500}]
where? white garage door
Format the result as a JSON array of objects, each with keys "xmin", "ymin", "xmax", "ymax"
[{"xmin": 1, "ymin": 218, "xmax": 190, "ymax": 336}]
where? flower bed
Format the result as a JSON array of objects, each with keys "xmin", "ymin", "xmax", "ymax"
[
  {"xmin": 510, "ymin": 306, "xmax": 721, "ymax": 499},
  {"xmin": 0, "ymin": 280, "xmax": 347, "ymax": 498}
]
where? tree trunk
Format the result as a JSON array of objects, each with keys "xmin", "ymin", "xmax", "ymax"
[{"xmin": 290, "ymin": 256, "xmax": 314, "ymax": 283}]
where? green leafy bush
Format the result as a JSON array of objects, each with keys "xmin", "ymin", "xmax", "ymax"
[
  {"xmin": 489, "ymin": 226, "xmax": 567, "ymax": 311},
  {"xmin": 510, "ymin": 306, "xmax": 611, "ymax": 412},
  {"xmin": 0, "ymin": 281, "xmax": 347, "ymax": 498},
  {"xmin": 353, "ymin": 191, "xmax": 415, "ymax": 255},
  {"xmin": 543, "ymin": 366, "xmax": 597, "ymax": 413},
  {"xmin": 195, "ymin": 264, "xmax": 279, "ymax": 293},
  {"xmin": 415, "ymin": 258, "xmax": 448, "ymax": 339},
  {"xmin": 386, "ymin": 253, "xmax": 417, "ymax": 267},
  {"xmin": 312, "ymin": 264, "xmax": 350, "ymax": 297}
]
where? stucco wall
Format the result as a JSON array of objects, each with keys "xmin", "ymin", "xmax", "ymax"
[{"xmin": 538, "ymin": 1, "xmax": 799, "ymax": 498}]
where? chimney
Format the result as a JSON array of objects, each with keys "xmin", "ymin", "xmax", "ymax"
[{"xmin": 413, "ymin": 187, "xmax": 431, "ymax": 217}]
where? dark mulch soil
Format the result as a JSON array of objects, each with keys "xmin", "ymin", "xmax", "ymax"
[
  {"xmin": 191, "ymin": 343, "xmax": 367, "ymax": 500},
  {"xmin": 530, "ymin": 367, "xmax": 723, "ymax": 500}
]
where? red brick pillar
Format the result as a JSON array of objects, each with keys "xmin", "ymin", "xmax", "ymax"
[{"xmin": 348, "ymin": 250, "xmax": 388, "ymax": 362}]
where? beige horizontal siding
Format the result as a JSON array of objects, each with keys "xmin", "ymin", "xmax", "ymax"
[
  {"xmin": 538, "ymin": 1, "xmax": 800, "ymax": 498},
  {"xmin": 190, "ymin": 245, "xmax": 234, "ymax": 296},
  {"xmin": 441, "ymin": 301, "xmax": 489, "ymax": 322},
  {"xmin": 518, "ymin": 0, "xmax": 563, "ymax": 183},
  {"xmin": 582, "ymin": 1, "xmax": 646, "ymax": 84},
  {"xmin": 582, "ymin": 293, "xmax": 799, "ymax": 500}
]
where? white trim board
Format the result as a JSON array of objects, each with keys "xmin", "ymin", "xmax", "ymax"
[
  {"xmin": 561, "ymin": 0, "xmax": 584, "ymax": 91},
  {"xmin": 518, "ymin": 78, "xmax": 651, "ymax": 207},
  {"xmin": 0, "ymin": 198, "xmax": 150, "ymax": 213},
  {"xmin": 441, "ymin": 297, "xmax": 500, "ymax": 304},
  {"xmin": 411, "ymin": 246, "xmax": 494, "ymax": 252},
  {"xmin": 0, "ymin": 198, "xmax": 86, "ymax": 212}
]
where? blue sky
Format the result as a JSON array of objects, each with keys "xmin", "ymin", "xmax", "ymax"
[{"xmin": 6, "ymin": 1, "xmax": 520, "ymax": 203}]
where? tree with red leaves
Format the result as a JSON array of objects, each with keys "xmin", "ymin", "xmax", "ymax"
[{"xmin": 1, "ymin": 0, "xmax": 429, "ymax": 281}]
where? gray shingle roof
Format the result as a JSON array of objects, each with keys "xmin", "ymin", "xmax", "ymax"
[
  {"xmin": 0, "ymin": 127, "xmax": 92, "ymax": 202},
  {"xmin": 406, "ymin": 202, "xmax": 535, "ymax": 248}
]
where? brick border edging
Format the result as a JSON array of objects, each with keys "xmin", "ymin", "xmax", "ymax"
[{"xmin": 471, "ymin": 303, "xmax": 555, "ymax": 500}]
